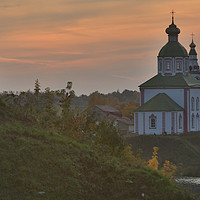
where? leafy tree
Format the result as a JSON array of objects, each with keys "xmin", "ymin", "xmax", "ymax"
[
  {"xmin": 87, "ymin": 91, "xmax": 106, "ymax": 107},
  {"xmin": 120, "ymin": 145, "xmax": 145, "ymax": 167},
  {"xmin": 59, "ymin": 82, "xmax": 75, "ymax": 131},
  {"xmin": 94, "ymin": 120, "xmax": 124, "ymax": 154},
  {"xmin": 162, "ymin": 160, "xmax": 177, "ymax": 178},
  {"xmin": 34, "ymin": 79, "xmax": 41, "ymax": 96},
  {"xmin": 148, "ymin": 146, "xmax": 159, "ymax": 170}
]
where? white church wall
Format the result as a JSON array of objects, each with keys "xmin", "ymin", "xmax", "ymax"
[
  {"xmin": 136, "ymin": 112, "xmax": 143, "ymax": 134},
  {"xmin": 136, "ymin": 112, "xmax": 162, "ymax": 135},
  {"xmin": 189, "ymin": 89, "xmax": 200, "ymax": 131},
  {"xmin": 135, "ymin": 111, "xmax": 184, "ymax": 135},
  {"xmin": 187, "ymin": 89, "xmax": 190, "ymax": 131},
  {"xmin": 144, "ymin": 88, "xmax": 184, "ymax": 108},
  {"xmin": 165, "ymin": 112, "xmax": 172, "ymax": 134}
]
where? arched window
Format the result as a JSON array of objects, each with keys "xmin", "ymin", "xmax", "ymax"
[
  {"xmin": 179, "ymin": 114, "xmax": 182, "ymax": 129},
  {"xmin": 166, "ymin": 62, "xmax": 170, "ymax": 71},
  {"xmin": 176, "ymin": 62, "xmax": 181, "ymax": 70},
  {"xmin": 191, "ymin": 97, "xmax": 195, "ymax": 111},
  {"xmin": 196, "ymin": 97, "xmax": 199, "ymax": 111},
  {"xmin": 192, "ymin": 114, "xmax": 195, "ymax": 128},
  {"xmin": 149, "ymin": 114, "xmax": 156, "ymax": 129}
]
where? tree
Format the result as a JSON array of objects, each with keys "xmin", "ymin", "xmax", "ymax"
[
  {"xmin": 162, "ymin": 160, "xmax": 177, "ymax": 178},
  {"xmin": 34, "ymin": 79, "xmax": 41, "ymax": 96},
  {"xmin": 87, "ymin": 91, "xmax": 106, "ymax": 107},
  {"xmin": 59, "ymin": 82, "xmax": 75, "ymax": 131},
  {"xmin": 120, "ymin": 145, "xmax": 145, "ymax": 167},
  {"xmin": 148, "ymin": 146, "xmax": 159, "ymax": 170},
  {"xmin": 94, "ymin": 120, "xmax": 124, "ymax": 154}
]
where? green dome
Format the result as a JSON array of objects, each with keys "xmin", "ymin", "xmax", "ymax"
[{"xmin": 158, "ymin": 41, "xmax": 188, "ymax": 57}]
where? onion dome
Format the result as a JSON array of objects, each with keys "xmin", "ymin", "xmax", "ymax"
[
  {"xmin": 165, "ymin": 16, "xmax": 180, "ymax": 41},
  {"xmin": 166, "ymin": 21, "xmax": 180, "ymax": 36},
  {"xmin": 190, "ymin": 39, "xmax": 196, "ymax": 48},
  {"xmin": 159, "ymin": 42, "xmax": 188, "ymax": 57},
  {"xmin": 189, "ymin": 39, "xmax": 197, "ymax": 55},
  {"xmin": 158, "ymin": 14, "xmax": 188, "ymax": 57}
]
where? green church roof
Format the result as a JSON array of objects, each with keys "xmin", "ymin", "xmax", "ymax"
[
  {"xmin": 140, "ymin": 73, "xmax": 200, "ymax": 88},
  {"xmin": 189, "ymin": 48, "xmax": 197, "ymax": 55},
  {"xmin": 158, "ymin": 41, "xmax": 188, "ymax": 57},
  {"xmin": 136, "ymin": 93, "xmax": 184, "ymax": 112}
]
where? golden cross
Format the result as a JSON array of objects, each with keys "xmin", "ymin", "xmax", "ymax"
[
  {"xmin": 170, "ymin": 10, "xmax": 176, "ymax": 17},
  {"xmin": 170, "ymin": 10, "xmax": 176, "ymax": 23},
  {"xmin": 191, "ymin": 33, "xmax": 195, "ymax": 40}
]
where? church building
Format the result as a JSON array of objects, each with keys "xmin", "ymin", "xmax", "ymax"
[{"xmin": 134, "ymin": 14, "xmax": 200, "ymax": 135}]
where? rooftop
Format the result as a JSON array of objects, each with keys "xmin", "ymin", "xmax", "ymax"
[
  {"xmin": 158, "ymin": 41, "xmax": 188, "ymax": 57},
  {"xmin": 94, "ymin": 105, "xmax": 121, "ymax": 114},
  {"xmin": 140, "ymin": 73, "xmax": 200, "ymax": 88},
  {"xmin": 135, "ymin": 93, "xmax": 184, "ymax": 112}
]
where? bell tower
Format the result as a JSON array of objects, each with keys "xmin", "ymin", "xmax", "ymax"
[{"xmin": 189, "ymin": 34, "xmax": 199, "ymax": 72}]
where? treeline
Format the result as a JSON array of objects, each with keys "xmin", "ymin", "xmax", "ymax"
[
  {"xmin": 1, "ymin": 80, "xmax": 140, "ymax": 117},
  {"xmin": 73, "ymin": 90, "xmax": 140, "ymax": 116}
]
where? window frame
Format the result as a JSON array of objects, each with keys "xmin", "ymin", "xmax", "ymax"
[
  {"xmin": 149, "ymin": 114, "xmax": 157, "ymax": 129},
  {"xmin": 191, "ymin": 97, "xmax": 195, "ymax": 111},
  {"xmin": 179, "ymin": 114, "xmax": 182, "ymax": 129},
  {"xmin": 196, "ymin": 97, "xmax": 199, "ymax": 111}
]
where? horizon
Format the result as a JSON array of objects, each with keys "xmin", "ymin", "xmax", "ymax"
[{"xmin": 0, "ymin": 0, "xmax": 200, "ymax": 95}]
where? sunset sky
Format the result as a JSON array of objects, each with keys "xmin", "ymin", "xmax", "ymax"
[{"xmin": 0, "ymin": 0, "xmax": 200, "ymax": 95}]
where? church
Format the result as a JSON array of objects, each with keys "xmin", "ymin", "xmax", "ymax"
[{"xmin": 134, "ymin": 14, "xmax": 200, "ymax": 135}]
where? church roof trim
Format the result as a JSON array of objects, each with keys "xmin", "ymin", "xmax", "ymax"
[
  {"xmin": 135, "ymin": 93, "xmax": 184, "ymax": 112},
  {"xmin": 139, "ymin": 73, "xmax": 200, "ymax": 88},
  {"xmin": 158, "ymin": 41, "xmax": 188, "ymax": 57}
]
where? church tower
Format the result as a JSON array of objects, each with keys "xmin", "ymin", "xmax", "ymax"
[
  {"xmin": 189, "ymin": 38, "xmax": 199, "ymax": 71},
  {"xmin": 188, "ymin": 37, "xmax": 200, "ymax": 79},
  {"xmin": 157, "ymin": 12, "xmax": 189, "ymax": 76},
  {"xmin": 134, "ymin": 12, "xmax": 200, "ymax": 135}
]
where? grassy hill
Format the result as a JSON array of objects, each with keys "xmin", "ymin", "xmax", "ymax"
[
  {"xmin": 0, "ymin": 102, "xmax": 197, "ymax": 200},
  {"xmin": 126, "ymin": 134, "xmax": 200, "ymax": 177}
]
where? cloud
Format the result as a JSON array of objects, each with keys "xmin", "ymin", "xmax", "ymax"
[
  {"xmin": 0, "ymin": 0, "xmax": 199, "ymax": 95},
  {"xmin": 111, "ymin": 74, "xmax": 137, "ymax": 81}
]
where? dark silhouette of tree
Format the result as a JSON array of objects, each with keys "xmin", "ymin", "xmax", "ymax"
[{"xmin": 34, "ymin": 79, "xmax": 41, "ymax": 96}]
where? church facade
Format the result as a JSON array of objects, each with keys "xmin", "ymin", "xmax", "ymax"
[{"xmin": 134, "ymin": 15, "xmax": 200, "ymax": 135}]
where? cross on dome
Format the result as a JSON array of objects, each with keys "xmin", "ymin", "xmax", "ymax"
[
  {"xmin": 190, "ymin": 33, "xmax": 196, "ymax": 48},
  {"xmin": 191, "ymin": 33, "xmax": 195, "ymax": 40},
  {"xmin": 170, "ymin": 9, "xmax": 176, "ymax": 23}
]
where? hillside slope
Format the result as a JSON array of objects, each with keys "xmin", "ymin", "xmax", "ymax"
[{"xmin": 0, "ymin": 103, "xmax": 196, "ymax": 200}]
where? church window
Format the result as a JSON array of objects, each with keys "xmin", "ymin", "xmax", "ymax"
[
  {"xmin": 176, "ymin": 62, "xmax": 181, "ymax": 70},
  {"xmin": 166, "ymin": 62, "xmax": 170, "ymax": 70},
  {"xmin": 192, "ymin": 114, "xmax": 195, "ymax": 128},
  {"xmin": 159, "ymin": 62, "xmax": 162, "ymax": 71},
  {"xmin": 196, "ymin": 97, "xmax": 199, "ymax": 111},
  {"xmin": 191, "ymin": 97, "xmax": 195, "ymax": 111},
  {"xmin": 149, "ymin": 114, "xmax": 156, "ymax": 129},
  {"xmin": 179, "ymin": 114, "xmax": 182, "ymax": 129}
]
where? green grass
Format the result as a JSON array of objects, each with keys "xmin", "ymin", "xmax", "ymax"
[
  {"xmin": 126, "ymin": 134, "xmax": 200, "ymax": 176},
  {"xmin": 0, "ymin": 102, "xmax": 197, "ymax": 200}
]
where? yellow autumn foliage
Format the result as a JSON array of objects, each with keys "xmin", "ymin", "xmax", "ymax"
[
  {"xmin": 147, "ymin": 147, "xmax": 177, "ymax": 178},
  {"xmin": 121, "ymin": 145, "xmax": 145, "ymax": 167},
  {"xmin": 148, "ymin": 146, "xmax": 159, "ymax": 170},
  {"xmin": 162, "ymin": 160, "xmax": 177, "ymax": 178}
]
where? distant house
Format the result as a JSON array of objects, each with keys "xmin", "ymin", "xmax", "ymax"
[{"xmin": 87, "ymin": 105, "xmax": 134, "ymax": 135}]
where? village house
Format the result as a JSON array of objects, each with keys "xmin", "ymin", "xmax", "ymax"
[{"xmin": 87, "ymin": 105, "xmax": 134, "ymax": 135}]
